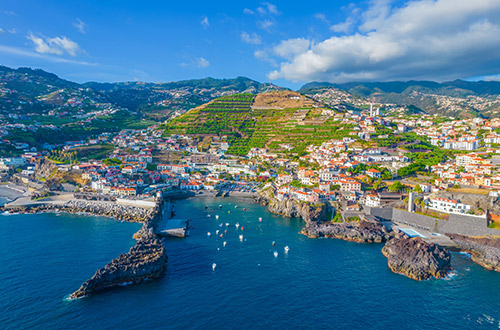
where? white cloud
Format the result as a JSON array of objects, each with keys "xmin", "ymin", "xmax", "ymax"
[
  {"xmin": 27, "ymin": 33, "xmax": 81, "ymax": 57},
  {"xmin": 273, "ymin": 38, "xmax": 310, "ymax": 60},
  {"xmin": 254, "ymin": 50, "xmax": 277, "ymax": 66},
  {"xmin": 268, "ymin": 0, "xmax": 500, "ymax": 83},
  {"xmin": 201, "ymin": 16, "xmax": 210, "ymax": 28},
  {"xmin": 259, "ymin": 2, "xmax": 279, "ymax": 15},
  {"xmin": 7, "ymin": 28, "xmax": 16, "ymax": 34},
  {"xmin": 241, "ymin": 32, "xmax": 262, "ymax": 45},
  {"xmin": 0, "ymin": 28, "xmax": 4, "ymax": 34},
  {"xmin": 73, "ymin": 18, "xmax": 86, "ymax": 34},
  {"xmin": 243, "ymin": 8, "xmax": 254, "ymax": 15},
  {"xmin": 314, "ymin": 13, "xmax": 330, "ymax": 24},
  {"xmin": 0, "ymin": 44, "xmax": 96, "ymax": 65},
  {"xmin": 330, "ymin": 17, "xmax": 356, "ymax": 33},
  {"xmin": 3, "ymin": 10, "xmax": 16, "ymax": 16},
  {"xmin": 197, "ymin": 57, "xmax": 210, "ymax": 68},
  {"xmin": 257, "ymin": 20, "xmax": 275, "ymax": 32}
]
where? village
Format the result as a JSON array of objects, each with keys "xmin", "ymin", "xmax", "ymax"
[{"xmin": 3, "ymin": 100, "xmax": 500, "ymax": 232}]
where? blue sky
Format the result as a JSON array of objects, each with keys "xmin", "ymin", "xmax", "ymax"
[{"xmin": 1, "ymin": 0, "xmax": 500, "ymax": 88}]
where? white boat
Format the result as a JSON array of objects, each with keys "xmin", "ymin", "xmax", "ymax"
[
  {"xmin": 239, "ymin": 234, "xmax": 244, "ymax": 241},
  {"xmin": 215, "ymin": 215, "xmax": 219, "ymax": 220},
  {"xmin": 212, "ymin": 263, "xmax": 217, "ymax": 271},
  {"xmin": 259, "ymin": 217, "xmax": 262, "ymax": 222},
  {"xmin": 235, "ymin": 205, "xmax": 238, "ymax": 208},
  {"xmin": 207, "ymin": 214, "xmax": 211, "ymax": 218},
  {"xmin": 273, "ymin": 251, "xmax": 278, "ymax": 258},
  {"xmin": 235, "ymin": 223, "xmax": 240, "ymax": 229},
  {"xmin": 225, "ymin": 222, "xmax": 230, "ymax": 227},
  {"xmin": 207, "ymin": 232, "xmax": 211, "ymax": 237},
  {"xmin": 284, "ymin": 246, "xmax": 290, "ymax": 253},
  {"xmin": 223, "ymin": 241, "xmax": 227, "ymax": 247},
  {"xmin": 216, "ymin": 230, "xmax": 219, "ymax": 235},
  {"xmin": 219, "ymin": 205, "xmax": 222, "ymax": 208}
]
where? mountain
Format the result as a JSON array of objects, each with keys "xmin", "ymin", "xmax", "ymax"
[
  {"xmin": 0, "ymin": 66, "xmax": 284, "ymax": 147},
  {"xmin": 300, "ymin": 80, "xmax": 500, "ymax": 118}
]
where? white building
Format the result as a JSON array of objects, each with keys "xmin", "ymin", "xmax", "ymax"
[{"xmin": 428, "ymin": 197, "xmax": 471, "ymax": 214}]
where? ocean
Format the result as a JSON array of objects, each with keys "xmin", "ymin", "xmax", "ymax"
[{"xmin": 1, "ymin": 196, "xmax": 500, "ymax": 329}]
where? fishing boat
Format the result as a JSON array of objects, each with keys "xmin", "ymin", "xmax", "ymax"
[
  {"xmin": 284, "ymin": 246, "xmax": 290, "ymax": 253},
  {"xmin": 239, "ymin": 234, "xmax": 244, "ymax": 242},
  {"xmin": 273, "ymin": 251, "xmax": 278, "ymax": 258},
  {"xmin": 212, "ymin": 263, "xmax": 216, "ymax": 271}
]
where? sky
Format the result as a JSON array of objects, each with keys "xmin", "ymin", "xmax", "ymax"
[{"xmin": 1, "ymin": 0, "xmax": 500, "ymax": 89}]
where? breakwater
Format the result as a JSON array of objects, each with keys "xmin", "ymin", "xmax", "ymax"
[{"xmin": 1, "ymin": 198, "xmax": 168, "ymax": 298}]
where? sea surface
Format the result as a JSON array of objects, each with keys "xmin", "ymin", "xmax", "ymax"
[{"xmin": 1, "ymin": 196, "xmax": 500, "ymax": 329}]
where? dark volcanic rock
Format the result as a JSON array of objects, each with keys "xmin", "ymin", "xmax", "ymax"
[
  {"xmin": 70, "ymin": 232, "xmax": 167, "ymax": 299},
  {"xmin": 382, "ymin": 233, "xmax": 451, "ymax": 280},
  {"xmin": 301, "ymin": 220, "xmax": 391, "ymax": 243},
  {"xmin": 448, "ymin": 234, "xmax": 500, "ymax": 271},
  {"xmin": 255, "ymin": 188, "xmax": 326, "ymax": 224}
]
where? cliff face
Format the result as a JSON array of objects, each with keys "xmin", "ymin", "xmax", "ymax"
[
  {"xmin": 301, "ymin": 220, "xmax": 391, "ymax": 243},
  {"xmin": 255, "ymin": 188, "xmax": 327, "ymax": 224},
  {"xmin": 34, "ymin": 157, "xmax": 56, "ymax": 179},
  {"xmin": 448, "ymin": 234, "xmax": 500, "ymax": 271},
  {"xmin": 382, "ymin": 234, "xmax": 451, "ymax": 280}
]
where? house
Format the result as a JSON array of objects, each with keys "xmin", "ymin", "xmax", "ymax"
[
  {"xmin": 428, "ymin": 197, "xmax": 471, "ymax": 214},
  {"xmin": 364, "ymin": 194, "xmax": 380, "ymax": 207},
  {"xmin": 366, "ymin": 168, "xmax": 381, "ymax": 178}
]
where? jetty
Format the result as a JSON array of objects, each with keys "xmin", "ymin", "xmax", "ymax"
[{"xmin": 157, "ymin": 219, "xmax": 190, "ymax": 238}]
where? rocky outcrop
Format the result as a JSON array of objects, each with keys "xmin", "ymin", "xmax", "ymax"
[
  {"xmin": 382, "ymin": 233, "xmax": 451, "ymax": 280},
  {"xmin": 34, "ymin": 157, "xmax": 56, "ymax": 179},
  {"xmin": 69, "ymin": 230, "xmax": 167, "ymax": 299},
  {"xmin": 301, "ymin": 220, "xmax": 391, "ymax": 243},
  {"xmin": 69, "ymin": 201, "xmax": 167, "ymax": 299},
  {"xmin": 448, "ymin": 234, "xmax": 500, "ymax": 271},
  {"xmin": 255, "ymin": 188, "xmax": 326, "ymax": 224}
]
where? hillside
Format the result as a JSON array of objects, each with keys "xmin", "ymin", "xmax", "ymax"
[
  {"xmin": 162, "ymin": 91, "xmax": 360, "ymax": 156},
  {"xmin": 0, "ymin": 66, "xmax": 285, "ymax": 147},
  {"xmin": 300, "ymin": 80, "xmax": 500, "ymax": 118}
]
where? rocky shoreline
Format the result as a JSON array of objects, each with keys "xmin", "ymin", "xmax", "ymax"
[
  {"xmin": 448, "ymin": 234, "xmax": 500, "ymax": 271},
  {"xmin": 382, "ymin": 233, "xmax": 451, "ymax": 280},
  {"xmin": 254, "ymin": 188, "xmax": 326, "ymax": 224},
  {"xmin": 1, "ymin": 199, "xmax": 168, "ymax": 299},
  {"xmin": 300, "ymin": 220, "xmax": 391, "ymax": 243}
]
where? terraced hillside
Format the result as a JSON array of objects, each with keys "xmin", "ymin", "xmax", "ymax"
[{"xmin": 162, "ymin": 91, "xmax": 359, "ymax": 156}]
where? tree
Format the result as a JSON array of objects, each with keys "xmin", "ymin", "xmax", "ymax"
[
  {"xmin": 388, "ymin": 181, "xmax": 403, "ymax": 192},
  {"xmin": 414, "ymin": 184, "xmax": 423, "ymax": 193}
]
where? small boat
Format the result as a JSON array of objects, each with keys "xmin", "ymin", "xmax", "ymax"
[
  {"xmin": 259, "ymin": 217, "xmax": 262, "ymax": 222},
  {"xmin": 272, "ymin": 241, "xmax": 276, "ymax": 246},
  {"xmin": 224, "ymin": 230, "xmax": 227, "ymax": 234},
  {"xmin": 284, "ymin": 246, "xmax": 290, "ymax": 253},
  {"xmin": 243, "ymin": 208, "xmax": 246, "ymax": 211},
  {"xmin": 219, "ymin": 223, "xmax": 223, "ymax": 227},
  {"xmin": 207, "ymin": 214, "xmax": 211, "ymax": 218},
  {"xmin": 216, "ymin": 230, "xmax": 219, "ymax": 235},
  {"xmin": 235, "ymin": 205, "xmax": 238, "ymax": 209},
  {"xmin": 215, "ymin": 215, "xmax": 219, "ymax": 220},
  {"xmin": 223, "ymin": 241, "xmax": 227, "ymax": 247},
  {"xmin": 212, "ymin": 263, "xmax": 217, "ymax": 271},
  {"xmin": 235, "ymin": 223, "xmax": 240, "ymax": 229},
  {"xmin": 273, "ymin": 251, "xmax": 278, "ymax": 258},
  {"xmin": 228, "ymin": 211, "xmax": 230, "ymax": 214},
  {"xmin": 219, "ymin": 205, "xmax": 222, "ymax": 208},
  {"xmin": 241, "ymin": 226, "xmax": 245, "ymax": 231},
  {"xmin": 239, "ymin": 235, "xmax": 244, "ymax": 242},
  {"xmin": 205, "ymin": 205, "xmax": 208, "ymax": 209},
  {"xmin": 225, "ymin": 222, "xmax": 230, "ymax": 227},
  {"xmin": 207, "ymin": 232, "xmax": 211, "ymax": 237}
]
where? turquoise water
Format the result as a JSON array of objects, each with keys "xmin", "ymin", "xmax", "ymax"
[{"xmin": 1, "ymin": 197, "xmax": 500, "ymax": 329}]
